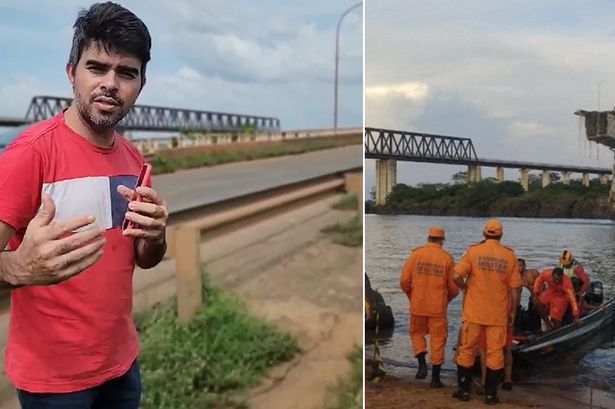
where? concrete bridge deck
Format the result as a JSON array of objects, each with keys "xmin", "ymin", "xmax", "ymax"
[{"xmin": 155, "ymin": 144, "xmax": 362, "ymax": 215}]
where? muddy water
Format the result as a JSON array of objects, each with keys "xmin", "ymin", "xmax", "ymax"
[{"xmin": 366, "ymin": 214, "xmax": 615, "ymax": 400}]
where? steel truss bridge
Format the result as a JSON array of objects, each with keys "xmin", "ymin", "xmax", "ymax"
[
  {"xmin": 2, "ymin": 96, "xmax": 281, "ymax": 132},
  {"xmin": 365, "ymin": 127, "xmax": 611, "ymax": 175}
]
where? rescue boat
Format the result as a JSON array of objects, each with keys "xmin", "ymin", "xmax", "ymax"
[{"xmin": 512, "ymin": 292, "xmax": 615, "ymax": 363}]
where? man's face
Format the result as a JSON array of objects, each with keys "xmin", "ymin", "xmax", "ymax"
[
  {"xmin": 67, "ymin": 41, "xmax": 143, "ymax": 131},
  {"xmin": 562, "ymin": 260, "xmax": 573, "ymax": 268},
  {"xmin": 518, "ymin": 261, "xmax": 526, "ymax": 274},
  {"xmin": 553, "ymin": 274, "xmax": 562, "ymax": 285}
]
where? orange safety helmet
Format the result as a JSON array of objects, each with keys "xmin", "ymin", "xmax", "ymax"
[{"xmin": 560, "ymin": 250, "xmax": 574, "ymax": 266}]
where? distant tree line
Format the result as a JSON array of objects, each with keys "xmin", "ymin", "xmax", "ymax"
[{"xmin": 365, "ymin": 171, "xmax": 611, "ymax": 219}]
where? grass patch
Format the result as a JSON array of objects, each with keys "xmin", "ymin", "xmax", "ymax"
[
  {"xmin": 138, "ymin": 280, "xmax": 299, "ymax": 409},
  {"xmin": 149, "ymin": 138, "xmax": 358, "ymax": 175},
  {"xmin": 332, "ymin": 193, "xmax": 358, "ymax": 211},
  {"xmin": 322, "ymin": 216, "xmax": 362, "ymax": 247},
  {"xmin": 324, "ymin": 348, "xmax": 363, "ymax": 409}
]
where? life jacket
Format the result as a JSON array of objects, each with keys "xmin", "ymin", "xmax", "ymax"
[
  {"xmin": 560, "ymin": 260, "xmax": 585, "ymax": 294},
  {"xmin": 560, "ymin": 259, "xmax": 579, "ymax": 279}
]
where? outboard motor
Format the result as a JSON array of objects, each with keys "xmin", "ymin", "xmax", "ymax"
[{"xmin": 584, "ymin": 281, "xmax": 604, "ymax": 305}]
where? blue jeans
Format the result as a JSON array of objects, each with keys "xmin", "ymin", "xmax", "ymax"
[{"xmin": 17, "ymin": 360, "xmax": 141, "ymax": 409}]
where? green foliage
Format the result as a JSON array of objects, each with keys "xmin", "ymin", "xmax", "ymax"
[
  {"xmin": 322, "ymin": 216, "xmax": 362, "ymax": 247},
  {"xmin": 451, "ymin": 171, "xmax": 468, "ymax": 185},
  {"xmin": 333, "ymin": 193, "xmax": 358, "ymax": 210},
  {"xmin": 139, "ymin": 281, "xmax": 299, "ymax": 409},
  {"xmin": 324, "ymin": 348, "xmax": 362, "ymax": 409},
  {"xmin": 239, "ymin": 123, "xmax": 257, "ymax": 134},
  {"xmin": 378, "ymin": 177, "xmax": 607, "ymax": 218},
  {"xmin": 147, "ymin": 138, "xmax": 357, "ymax": 175}
]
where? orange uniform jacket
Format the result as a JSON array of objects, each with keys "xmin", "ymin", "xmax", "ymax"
[
  {"xmin": 400, "ymin": 242, "xmax": 459, "ymax": 317},
  {"xmin": 455, "ymin": 239, "xmax": 522, "ymax": 326},
  {"xmin": 533, "ymin": 269, "xmax": 579, "ymax": 317}
]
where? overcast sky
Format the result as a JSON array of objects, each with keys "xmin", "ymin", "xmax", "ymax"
[
  {"xmin": 0, "ymin": 0, "xmax": 362, "ymax": 131},
  {"xmin": 366, "ymin": 0, "xmax": 615, "ymax": 193}
]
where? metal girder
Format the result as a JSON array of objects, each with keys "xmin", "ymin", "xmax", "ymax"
[
  {"xmin": 364, "ymin": 127, "xmax": 479, "ymax": 164},
  {"xmin": 24, "ymin": 96, "xmax": 281, "ymax": 132},
  {"xmin": 365, "ymin": 127, "xmax": 611, "ymax": 175}
]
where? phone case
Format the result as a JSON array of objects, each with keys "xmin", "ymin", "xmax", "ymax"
[{"xmin": 122, "ymin": 163, "xmax": 153, "ymax": 231}]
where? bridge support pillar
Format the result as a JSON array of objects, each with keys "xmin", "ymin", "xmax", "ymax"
[
  {"xmin": 600, "ymin": 174, "xmax": 609, "ymax": 185},
  {"xmin": 133, "ymin": 140, "xmax": 143, "ymax": 152},
  {"xmin": 468, "ymin": 165, "xmax": 482, "ymax": 183},
  {"xmin": 582, "ymin": 173, "xmax": 590, "ymax": 187},
  {"xmin": 519, "ymin": 168, "xmax": 529, "ymax": 191},
  {"xmin": 562, "ymin": 171, "xmax": 571, "ymax": 185},
  {"xmin": 542, "ymin": 170, "xmax": 551, "ymax": 188},
  {"xmin": 496, "ymin": 167, "xmax": 504, "ymax": 183},
  {"xmin": 375, "ymin": 159, "xmax": 397, "ymax": 206}
]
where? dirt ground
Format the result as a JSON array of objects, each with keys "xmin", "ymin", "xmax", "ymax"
[
  {"xmin": 212, "ymin": 219, "xmax": 362, "ymax": 409},
  {"xmin": 366, "ymin": 372, "xmax": 615, "ymax": 409},
  {"xmin": 366, "ymin": 375, "xmax": 537, "ymax": 409}
]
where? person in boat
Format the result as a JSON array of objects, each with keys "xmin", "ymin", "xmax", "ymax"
[
  {"xmin": 400, "ymin": 227, "xmax": 459, "ymax": 388},
  {"xmin": 452, "ymin": 219, "xmax": 522, "ymax": 405},
  {"xmin": 533, "ymin": 267, "xmax": 582, "ymax": 331},
  {"xmin": 518, "ymin": 259, "xmax": 540, "ymax": 296},
  {"xmin": 514, "ymin": 259, "xmax": 542, "ymax": 332},
  {"xmin": 559, "ymin": 251, "xmax": 589, "ymax": 299},
  {"xmin": 502, "ymin": 259, "xmax": 541, "ymax": 390}
]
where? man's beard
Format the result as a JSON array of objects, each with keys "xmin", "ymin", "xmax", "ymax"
[{"xmin": 74, "ymin": 89, "xmax": 128, "ymax": 131}]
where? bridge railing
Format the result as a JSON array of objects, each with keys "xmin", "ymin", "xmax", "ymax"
[{"xmin": 129, "ymin": 127, "xmax": 361, "ymax": 154}]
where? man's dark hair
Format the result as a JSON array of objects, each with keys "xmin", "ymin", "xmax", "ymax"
[
  {"xmin": 518, "ymin": 258, "xmax": 526, "ymax": 265},
  {"xmin": 552, "ymin": 267, "xmax": 564, "ymax": 278},
  {"xmin": 428, "ymin": 236, "xmax": 443, "ymax": 243},
  {"xmin": 69, "ymin": 2, "xmax": 151, "ymax": 86}
]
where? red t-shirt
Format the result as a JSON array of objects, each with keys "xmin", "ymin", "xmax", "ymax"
[{"xmin": 0, "ymin": 113, "xmax": 144, "ymax": 392}]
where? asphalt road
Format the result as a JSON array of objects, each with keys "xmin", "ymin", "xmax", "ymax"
[{"xmin": 152, "ymin": 145, "xmax": 362, "ymax": 213}]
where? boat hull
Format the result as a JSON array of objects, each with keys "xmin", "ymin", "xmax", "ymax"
[{"xmin": 512, "ymin": 299, "xmax": 615, "ymax": 363}]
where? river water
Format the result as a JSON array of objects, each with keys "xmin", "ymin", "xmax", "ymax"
[{"xmin": 366, "ymin": 214, "xmax": 615, "ymax": 398}]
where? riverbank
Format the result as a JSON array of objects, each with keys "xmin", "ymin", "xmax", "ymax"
[
  {"xmin": 366, "ymin": 372, "xmax": 615, "ymax": 409},
  {"xmin": 367, "ymin": 179, "xmax": 611, "ymax": 219}
]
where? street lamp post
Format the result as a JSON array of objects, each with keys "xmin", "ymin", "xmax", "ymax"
[{"xmin": 334, "ymin": 2, "xmax": 362, "ymax": 134}]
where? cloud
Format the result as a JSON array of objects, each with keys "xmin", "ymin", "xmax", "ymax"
[
  {"xmin": 154, "ymin": 1, "xmax": 362, "ymax": 85},
  {"xmin": 0, "ymin": 1, "xmax": 363, "ymax": 129},
  {"xmin": 508, "ymin": 121, "xmax": 558, "ymax": 138},
  {"xmin": 365, "ymin": 82, "xmax": 430, "ymax": 102},
  {"xmin": 0, "ymin": 76, "xmax": 64, "ymax": 118},
  {"xmin": 366, "ymin": 0, "xmax": 615, "ymax": 190}
]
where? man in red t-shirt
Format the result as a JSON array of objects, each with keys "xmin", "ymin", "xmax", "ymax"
[{"xmin": 0, "ymin": 4, "xmax": 167, "ymax": 409}]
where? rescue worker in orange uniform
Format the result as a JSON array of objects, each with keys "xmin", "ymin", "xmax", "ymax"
[
  {"xmin": 400, "ymin": 227, "xmax": 459, "ymax": 388},
  {"xmin": 559, "ymin": 250, "xmax": 589, "ymax": 307},
  {"xmin": 533, "ymin": 267, "xmax": 581, "ymax": 331},
  {"xmin": 452, "ymin": 219, "xmax": 521, "ymax": 405}
]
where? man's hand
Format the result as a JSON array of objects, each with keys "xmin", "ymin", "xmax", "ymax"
[
  {"xmin": 508, "ymin": 312, "xmax": 516, "ymax": 327},
  {"xmin": 4, "ymin": 193, "xmax": 105, "ymax": 286},
  {"xmin": 453, "ymin": 274, "xmax": 466, "ymax": 291},
  {"xmin": 118, "ymin": 185, "xmax": 168, "ymax": 242},
  {"xmin": 574, "ymin": 317, "xmax": 583, "ymax": 326}
]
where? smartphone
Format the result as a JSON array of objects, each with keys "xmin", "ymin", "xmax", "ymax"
[{"xmin": 122, "ymin": 163, "xmax": 152, "ymax": 231}]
